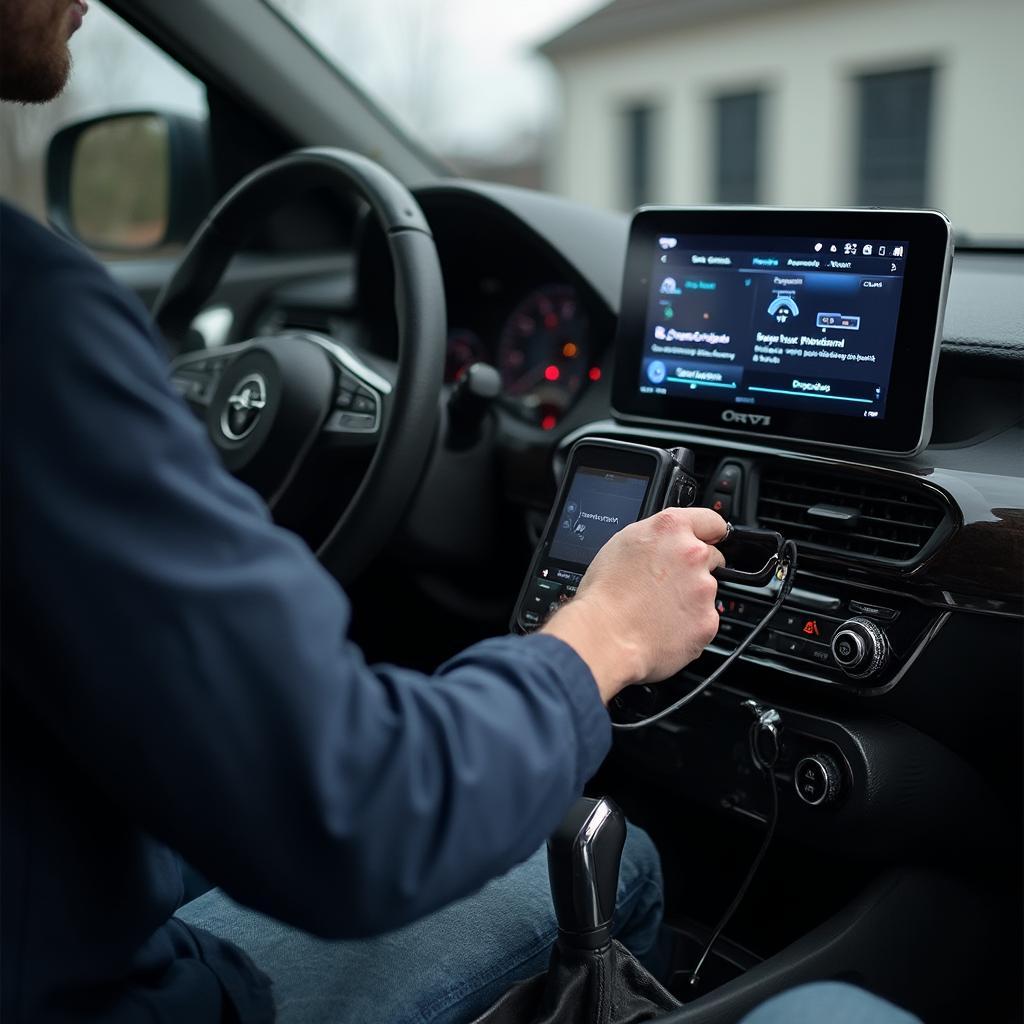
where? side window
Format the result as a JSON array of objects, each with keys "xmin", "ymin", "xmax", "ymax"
[
  {"xmin": 855, "ymin": 67, "xmax": 935, "ymax": 208},
  {"xmin": 0, "ymin": 1, "xmax": 206, "ymax": 256}
]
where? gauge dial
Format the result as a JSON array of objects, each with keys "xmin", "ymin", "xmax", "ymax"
[
  {"xmin": 497, "ymin": 285, "xmax": 590, "ymax": 428},
  {"xmin": 445, "ymin": 328, "xmax": 487, "ymax": 383}
]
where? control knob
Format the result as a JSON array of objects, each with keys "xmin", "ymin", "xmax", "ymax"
[
  {"xmin": 831, "ymin": 616, "xmax": 889, "ymax": 680},
  {"xmin": 794, "ymin": 753, "xmax": 843, "ymax": 807}
]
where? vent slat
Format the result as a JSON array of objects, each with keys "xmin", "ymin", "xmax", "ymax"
[
  {"xmin": 757, "ymin": 464, "xmax": 947, "ymax": 564},
  {"xmin": 759, "ymin": 497, "xmax": 938, "ymax": 533},
  {"xmin": 758, "ymin": 481, "xmax": 939, "ymax": 515},
  {"xmin": 758, "ymin": 516, "xmax": 922, "ymax": 552}
]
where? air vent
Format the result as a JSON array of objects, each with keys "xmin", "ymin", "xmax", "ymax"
[{"xmin": 756, "ymin": 463, "xmax": 949, "ymax": 563}]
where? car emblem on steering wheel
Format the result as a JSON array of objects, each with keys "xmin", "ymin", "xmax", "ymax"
[{"xmin": 221, "ymin": 373, "xmax": 268, "ymax": 441}]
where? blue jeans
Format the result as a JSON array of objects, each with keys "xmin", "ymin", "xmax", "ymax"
[
  {"xmin": 741, "ymin": 982, "xmax": 922, "ymax": 1023},
  {"xmin": 178, "ymin": 825, "xmax": 921, "ymax": 1024},
  {"xmin": 176, "ymin": 823, "xmax": 665, "ymax": 1024}
]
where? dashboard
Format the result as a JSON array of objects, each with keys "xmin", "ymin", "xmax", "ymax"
[
  {"xmin": 253, "ymin": 179, "xmax": 1022, "ymax": 750},
  {"xmin": 412, "ymin": 185, "xmax": 1022, "ymax": 830},
  {"xmin": 240, "ymin": 180, "xmax": 1021, "ymax": 1019}
]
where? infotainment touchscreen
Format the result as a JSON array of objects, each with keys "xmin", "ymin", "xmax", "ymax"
[{"xmin": 611, "ymin": 209, "xmax": 952, "ymax": 456}]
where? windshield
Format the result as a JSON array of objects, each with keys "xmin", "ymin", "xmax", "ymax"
[{"xmin": 268, "ymin": 0, "xmax": 1024, "ymax": 247}]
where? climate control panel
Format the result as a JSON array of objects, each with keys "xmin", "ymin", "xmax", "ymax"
[{"xmin": 711, "ymin": 573, "xmax": 944, "ymax": 692}]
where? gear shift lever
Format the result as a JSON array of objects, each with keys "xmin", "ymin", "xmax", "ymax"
[
  {"xmin": 472, "ymin": 797, "xmax": 679, "ymax": 1024},
  {"xmin": 547, "ymin": 797, "xmax": 626, "ymax": 951}
]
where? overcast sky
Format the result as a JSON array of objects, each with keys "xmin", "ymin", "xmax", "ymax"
[
  {"xmin": 268, "ymin": 0, "xmax": 604, "ymax": 153},
  {"xmin": 65, "ymin": 0, "xmax": 605, "ymax": 157}
]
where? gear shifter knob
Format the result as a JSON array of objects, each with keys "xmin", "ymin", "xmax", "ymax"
[{"xmin": 547, "ymin": 797, "xmax": 626, "ymax": 951}]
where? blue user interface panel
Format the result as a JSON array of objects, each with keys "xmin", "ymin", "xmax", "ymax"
[{"xmin": 639, "ymin": 235, "xmax": 909, "ymax": 420}]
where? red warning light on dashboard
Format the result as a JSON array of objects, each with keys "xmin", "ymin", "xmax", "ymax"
[
  {"xmin": 802, "ymin": 619, "xmax": 821, "ymax": 637},
  {"xmin": 544, "ymin": 364, "xmax": 561, "ymax": 381}
]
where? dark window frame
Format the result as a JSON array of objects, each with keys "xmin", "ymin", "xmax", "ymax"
[
  {"xmin": 855, "ymin": 65, "xmax": 936, "ymax": 208},
  {"xmin": 622, "ymin": 102, "xmax": 658, "ymax": 210},
  {"xmin": 713, "ymin": 89, "xmax": 764, "ymax": 204}
]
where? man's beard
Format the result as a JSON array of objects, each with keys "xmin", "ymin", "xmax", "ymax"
[
  {"xmin": 0, "ymin": 4, "xmax": 73, "ymax": 104},
  {"xmin": 0, "ymin": 52, "xmax": 71, "ymax": 104}
]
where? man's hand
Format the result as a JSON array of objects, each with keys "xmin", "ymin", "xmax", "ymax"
[{"xmin": 542, "ymin": 507, "xmax": 727, "ymax": 704}]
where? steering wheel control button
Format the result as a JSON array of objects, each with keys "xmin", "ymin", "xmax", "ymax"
[
  {"xmin": 794, "ymin": 754, "xmax": 842, "ymax": 806},
  {"xmin": 831, "ymin": 616, "xmax": 890, "ymax": 680},
  {"xmin": 325, "ymin": 411, "xmax": 377, "ymax": 433},
  {"xmin": 351, "ymin": 393, "xmax": 376, "ymax": 414}
]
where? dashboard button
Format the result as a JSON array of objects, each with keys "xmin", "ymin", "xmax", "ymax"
[
  {"xmin": 794, "ymin": 754, "xmax": 842, "ymax": 806},
  {"xmin": 798, "ymin": 616, "xmax": 835, "ymax": 642},
  {"xmin": 834, "ymin": 633, "xmax": 859, "ymax": 663},
  {"xmin": 776, "ymin": 610, "xmax": 803, "ymax": 632},
  {"xmin": 710, "ymin": 493, "xmax": 733, "ymax": 518},
  {"xmin": 772, "ymin": 632, "xmax": 805, "ymax": 657},
  {"xmin": 713, "ymin": 464, "xmax": 743, "ymax": 494},
  {"xmin": 832, "ymin": 617, "xmax": 890, "ymax": 680},
  {"xmin": 849, "ymin": 600, "xmax": 899, "ymax": 621},
  {"xmin": 805, "ymin": 642, "xmax": 833, "ymax": 667}
]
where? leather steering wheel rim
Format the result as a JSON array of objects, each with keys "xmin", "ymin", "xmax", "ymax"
[{"xmin": 153, "ymin": 147, "xmax": 446, "ymax": 583}]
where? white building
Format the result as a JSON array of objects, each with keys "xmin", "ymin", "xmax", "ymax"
[{"xmin": 540, "ymin": 0, "xmax": 1024, "ymax": 241}]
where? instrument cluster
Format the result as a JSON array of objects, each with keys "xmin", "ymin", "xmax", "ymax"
[{"xmin": 445, "ymin": 282, "xmax": 603, "ymax": 431}]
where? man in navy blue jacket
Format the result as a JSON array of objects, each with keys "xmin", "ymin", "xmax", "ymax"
[{"xmin": 1, "ymin": 3, "xmax": 730, "ymax": 1022}]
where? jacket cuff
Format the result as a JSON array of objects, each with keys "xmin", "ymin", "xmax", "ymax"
[{"xmin": 519, "ymin": 632, "xmax": 612, "ymax": 789}]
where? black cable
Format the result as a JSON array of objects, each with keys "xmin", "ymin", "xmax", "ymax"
[
  {"xmin": 611, "ymin": 540, "xmax": 799, "ymax": 731},
  {"xmin": 686, "ymin": 760, "xmax": 780, "ymax": 989}
]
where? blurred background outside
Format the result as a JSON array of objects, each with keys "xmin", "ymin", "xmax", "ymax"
[{"xmin": 1, "ymin": 0, "xmax": 1022, "ymax": 246}]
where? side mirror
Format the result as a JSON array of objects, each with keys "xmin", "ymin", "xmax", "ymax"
[{"xmin": 46, "ymin": 111, "xmax": 212, "ymax": 253}]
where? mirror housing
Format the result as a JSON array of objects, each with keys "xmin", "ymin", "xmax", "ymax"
[{"xmin": 47, "ymin": 110, "xmax": 212, "ymax": 253}]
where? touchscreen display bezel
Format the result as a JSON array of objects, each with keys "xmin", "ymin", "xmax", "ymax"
[{"xmin": 611, "ymin": 207, "xmax": 952, "ymax": 457}]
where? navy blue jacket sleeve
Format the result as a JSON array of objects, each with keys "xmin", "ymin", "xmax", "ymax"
[{"xmin": 3, "ymin": 233, "xmax": 611, "ymax": 938}]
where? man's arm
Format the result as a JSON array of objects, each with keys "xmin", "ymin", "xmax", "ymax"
[
  {"xmin": 3, "ymin": 260, "xmax": 611, "ymax": 938},
  {"xmin": 544, "ymin": 506, "xmax": 728, "ymax": 702}
]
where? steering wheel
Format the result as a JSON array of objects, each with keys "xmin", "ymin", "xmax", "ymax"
[{"xmin": 153, "ymin": 148, "xmax": 446, "ymax": 583}]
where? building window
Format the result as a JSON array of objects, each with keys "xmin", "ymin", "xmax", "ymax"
[
  {"xmin": 623, "ymin": 104, "xmax": 657, "ymax": 209},
  {"xmin": 713, "ymin": 91, "xmax": 762, "ymax": 204},
  {"xmin": 856, "ymin": 67, "xmax": 935, "ymax": 208}
]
